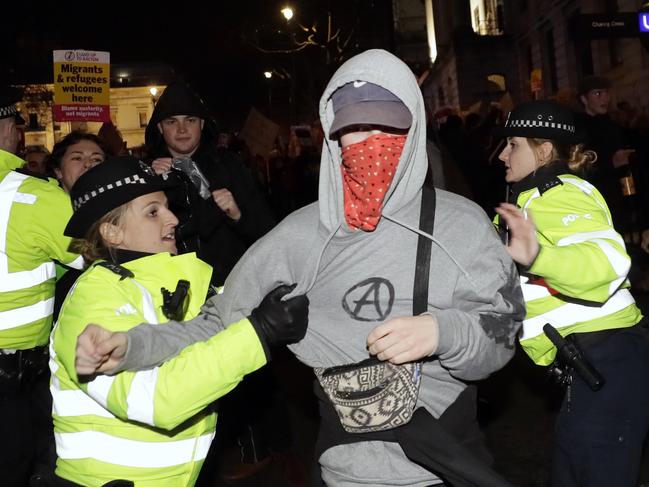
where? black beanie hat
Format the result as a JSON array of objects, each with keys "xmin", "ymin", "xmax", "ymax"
[
  {"xmin": 577, "ymin": 76, "xmax": 611, "ymax": 96},
  {"xmin": 148, "ymin": 81, "xmax": 210, "ymax": 127},
  {"xmin": 144, "ymin": 80, "xmax": 213, "ymax": 152},
  {"xmin": 65, "ymin": 156, "xmax": 175, "ymax": 238}
]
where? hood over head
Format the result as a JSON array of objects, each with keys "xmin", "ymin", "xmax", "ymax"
[
  {"xmin": 145, "ymin": 80, "xmax": 218, "ymax": 155},
  {"xmin": 318, "ymin": 49, "xmax": 427, "ymax": 233}
]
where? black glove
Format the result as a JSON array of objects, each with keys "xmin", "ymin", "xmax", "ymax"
[{"xmin": 248, "ymin": 284, "xmax": 309, "ymax": 359}]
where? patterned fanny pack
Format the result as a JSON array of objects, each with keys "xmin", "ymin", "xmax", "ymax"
[
  {"xmin": 313, "ymin": 187, "xmax": 436, "ymax": 434},
  {"xmin": 314, "ymin": 357, "xmax": 422, "ymax": 433}
]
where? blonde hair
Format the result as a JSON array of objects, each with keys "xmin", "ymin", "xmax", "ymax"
[
  {"xmin": 69, "ymin": 204, "xmax": 130, "ymax": 263},
  {"xmin": 528, "ymin": 138, "xmax": 597, "ymax": 174}
]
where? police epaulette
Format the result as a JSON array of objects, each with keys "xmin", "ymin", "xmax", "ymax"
[
  {"xmin": 538, "ymin": 176, "xmax": 563, "ymax": 195},
  {"xmin": 206, "ymin": 285, "xmax": 216, "ymax": 300},
  {"xmin": 97, "ymin": 261, "xmax": 135, "ymax": 280},
  {"xmin": 14, "ymin": 167, "xmax": 49, "ymax": 181}
]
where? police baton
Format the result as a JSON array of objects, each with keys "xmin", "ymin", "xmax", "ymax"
[{"xmin": 543, "ymin": 324, "xmax": 605, "ymax": 391}]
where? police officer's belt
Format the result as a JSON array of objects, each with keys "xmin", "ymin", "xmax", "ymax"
[{"xmin": 0, "ymin": 345, "xmax": 49, "ymax": 388}]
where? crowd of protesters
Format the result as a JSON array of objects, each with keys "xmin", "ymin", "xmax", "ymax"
[{"xmin": 2, "ymin": 46, "xmax": 649, "ymax": 487}]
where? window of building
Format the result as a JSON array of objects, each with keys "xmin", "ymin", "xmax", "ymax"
[
  {"xmin": 28, "ymin": 113, "xmax": 40, "ymax": 130},
  {"xmin": 137, "ymin": 108, "xmax": 149, "ymax": 128},
  {"xmin": 605, "ymin": 0, "xmax": 622, "ymax": 68},
  {"xmin": 544, "ymin": 28, "xmax": 559, "ymax": 93},
  {"xmin": 496, "ymin": 3, "xmax": 504, "ymax": 32},
  {"xmin": 568, "ymin": 9, "xmax": 594, "ymax": 76},
  {"xmin": 471, "ymin": 0, "xmax": 504, "ymax": 36},
  {"xmin": 520, "ymin": 43, "xmax": 534, "ymax": 96}
]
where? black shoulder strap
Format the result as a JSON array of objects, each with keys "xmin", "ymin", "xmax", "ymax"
[
  {"xmin": 413, "ymin": 187, "xmax": 436, "ymax": 315},
  {"xmin": 14, "ymin": 167, "xmax": 49, "ymax": 181},
  {"xmin": 96, "ymin": 261, "xmax": 134, "ymax": 281}
]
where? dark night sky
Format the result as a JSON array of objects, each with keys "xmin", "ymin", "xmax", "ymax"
[{"xmin": 6, "ymin": 0, "xmax": 394, "ymax": 129}]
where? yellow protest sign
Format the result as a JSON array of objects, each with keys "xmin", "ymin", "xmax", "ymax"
[{"xmin": 53, "ymin": 50, "xmax": 110, "ymax": 122}]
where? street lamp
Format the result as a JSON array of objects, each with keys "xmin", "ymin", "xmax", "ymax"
[
  {"xmin": 263, "ymin": 72, "xmax": 273, "ymax": 110},
  {"xmin": 280, "ymin": 6, "xmax": 297, "ymax": 122},
  {"xmin": 281, "ymin": 6, "xmax": 294, "ymax": 21},
  {"xmin": 148, "ymin": 86, "xmax": 159, "ymax": 114}
]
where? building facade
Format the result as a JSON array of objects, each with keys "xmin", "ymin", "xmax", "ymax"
[
  {"xmin": 19, "ymin": 85, "xmax": 164, "ymax": 152},
  {"xmin": 392, "ymin": 0, "xmax": 649, "ymax": 116},
  {"xmin": 392, "ymin": 0, "xmax": 519, "ymax": 117},
  {"xmin": 506, "ymin": 0, "xmax": 649, "ymax": 110},
  {"xmin": 17, "ymin": 63, "xmax": 175, "ymax": 152}
]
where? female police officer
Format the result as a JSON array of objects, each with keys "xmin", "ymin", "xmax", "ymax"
[
  {"xmin": 495, "ymin": 100, "xmax": 649, "ymax": 487},
  {"xmin": 49, "ymin": 156, "xmax": 307, "ymax": 486}
]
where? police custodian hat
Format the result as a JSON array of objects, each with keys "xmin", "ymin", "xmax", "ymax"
[
  {"xmin": 65, "ymin": 156, "xmax": 176, "ymax": 238},
  {"xmin": 494, "ymin": 100, "xmax": 581, "ymax": 144},
  {"xmin": 0, "ymin": 86, "xmax": 25, "ymax": 125}
]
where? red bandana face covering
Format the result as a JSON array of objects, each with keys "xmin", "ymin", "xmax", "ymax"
[{"xmin": 340, "ymin": 134, "xmax": 407, "ymax": 231}]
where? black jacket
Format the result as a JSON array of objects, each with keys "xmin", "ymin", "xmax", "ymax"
[
  {"xmin": 150, "ymin": 142, "xmax": 276, "ymax": 286},
  {"xmin": 574, "ymin": 112, "xmax": 628, "ymax": 227}
]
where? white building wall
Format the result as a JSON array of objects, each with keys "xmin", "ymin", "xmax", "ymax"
[{"xmin": 20, "ymin": 85, "xmax": 163, "ymax": 151}]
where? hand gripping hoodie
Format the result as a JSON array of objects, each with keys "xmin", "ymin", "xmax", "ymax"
[{"xmin": 117, "ymin": 49, "xmax": 525, "ymax": 487}]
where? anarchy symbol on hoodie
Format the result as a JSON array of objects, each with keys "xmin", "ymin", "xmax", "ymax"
[{"xmin": 342, "ymin": 277, "xmax": 394, "ymax": 322}]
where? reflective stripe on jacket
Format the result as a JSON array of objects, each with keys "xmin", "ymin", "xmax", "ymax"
[
  {"xmin": 505, "ymin": 174, "xmax": 642, "ymax": 365},
  {"xmin": 0, "ymin": 149, "xmax": 83, "ymax": 349},
  {"xmin": 51, "ymin": 252, "xmax": 267, "ymax": 486}
]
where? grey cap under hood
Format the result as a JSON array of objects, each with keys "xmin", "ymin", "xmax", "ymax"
[{"xmin": 318, "ymin": 49, "xmax": 428, "ymax": 233}]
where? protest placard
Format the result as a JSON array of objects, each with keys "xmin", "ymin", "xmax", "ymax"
[{"xmin": 53, "ymin": 50, "xmax": 110, "ymax": 122}]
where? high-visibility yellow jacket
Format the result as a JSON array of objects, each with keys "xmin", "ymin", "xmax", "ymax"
[
  {"xmin": 51, "ymin": 252, "xmax": 267, "ymax": 486},
  {"xmin": 0, "ymin": 149, "xmax": 83, "ymax": 350},
  {"xmin": 496, "ymin": 166, "xmax": 642, "ymax": 365}
]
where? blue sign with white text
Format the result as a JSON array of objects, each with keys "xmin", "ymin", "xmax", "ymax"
[{"xmin": 640, "ymin": 12, "xmax": 649, "ymax": 33}]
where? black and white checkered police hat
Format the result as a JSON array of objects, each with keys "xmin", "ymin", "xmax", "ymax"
[
  {"xmin": 65, "ymin": 156, "xmax": 175, "ymax": 238},
  {"xmin": 494, "ymin": 100, "xmax": 581, "ymax": 144},
  {"xmin": 0, "ymin": 86, "xmax": 25, "ymax": 125}
]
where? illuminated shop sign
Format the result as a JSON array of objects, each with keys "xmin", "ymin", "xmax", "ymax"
[{"xmin": 639, "ymin": 12, "xmax": 649, "ymax": 33}]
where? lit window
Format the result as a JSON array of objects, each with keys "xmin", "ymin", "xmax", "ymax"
[{"xmin": 138, "ymin": 109, "xmax": 148, "ymax": 128}]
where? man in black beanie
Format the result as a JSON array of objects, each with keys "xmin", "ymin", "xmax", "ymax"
[
  {"xmin": 145, "ymin": 81, "xmax": 302, "ymax": 484},
  {"xmin": 145, "ymin": 80, "xmax": 276, "ymax": 286}
]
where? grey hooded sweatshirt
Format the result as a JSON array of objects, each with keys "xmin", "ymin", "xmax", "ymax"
[{"xmin": 118, "ymin": 49, "xmax": 524, "ymax": 486}]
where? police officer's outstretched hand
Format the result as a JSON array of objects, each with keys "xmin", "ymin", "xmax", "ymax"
[{"xmin": 248, "ymin": 284, "xmax": 308, "ymax": 359}]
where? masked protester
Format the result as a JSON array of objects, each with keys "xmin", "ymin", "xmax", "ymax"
[{"xmin": 72, "ymin": 50, "xmax": 523, "ymax": 487}]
